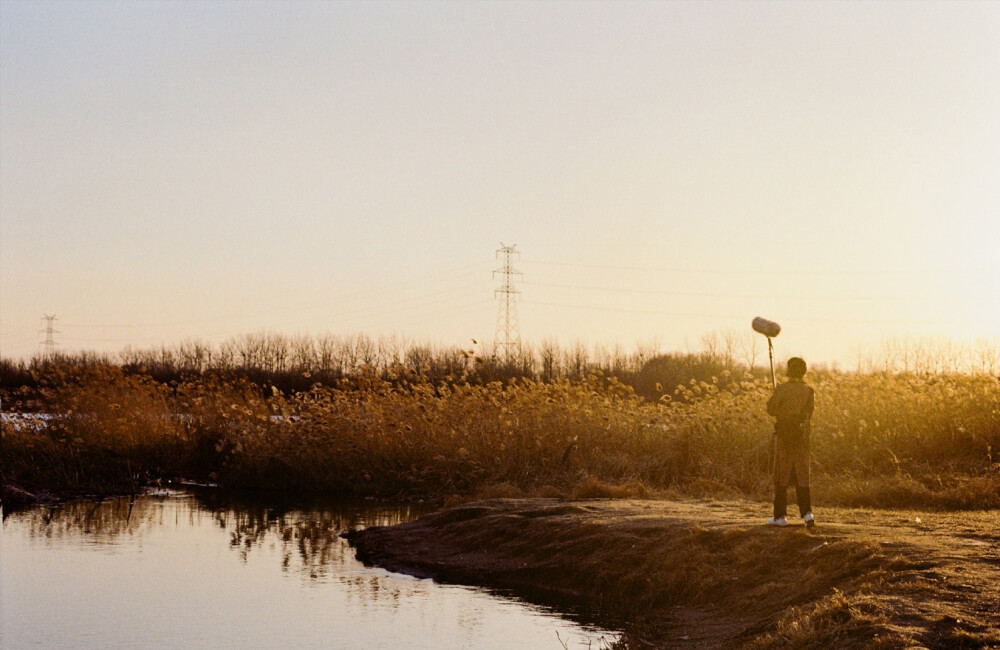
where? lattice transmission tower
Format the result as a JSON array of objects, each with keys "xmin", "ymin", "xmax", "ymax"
[
  {"xmin": 39, "ymin": 314, "xmax": 59, "ymax": 358},
  {"xmin": 493, "ymin": 243, "xmax": 522, "ymax": 363}
]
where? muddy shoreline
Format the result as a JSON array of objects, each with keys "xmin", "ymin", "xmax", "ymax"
[{"xmin": 346, "ymin": 498, "xmax": 1000, "ymax": 649}]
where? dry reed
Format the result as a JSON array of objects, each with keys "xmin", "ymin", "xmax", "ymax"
[{"xmin": 4, "ymin": 363, "xmax": 997, "ymax": 509}]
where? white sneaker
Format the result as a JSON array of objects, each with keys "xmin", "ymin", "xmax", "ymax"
[
  {"xmin": 804, "ymin": 512, "xmax": 815, "ymax": 528},
  {"xmin": 767, "ymin": 516, "xmax": 788, "ymax": 527}
]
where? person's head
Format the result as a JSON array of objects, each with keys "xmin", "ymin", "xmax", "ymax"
[{"xmin": 787, "ymin": 357, "xmax": 807, "ymax": 379}]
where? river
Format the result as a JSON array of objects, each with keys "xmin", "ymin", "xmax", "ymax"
[{"xmin": 1, "ymin": 488, "xmax": 617, "ymax": 649}]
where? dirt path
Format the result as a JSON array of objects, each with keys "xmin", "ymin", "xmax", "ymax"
[{"xmin": 347, "ymin": 498, "xmax": 1000, "ymax": 648}]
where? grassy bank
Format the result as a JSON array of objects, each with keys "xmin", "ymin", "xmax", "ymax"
[
  {"xmin": 3, "ymin": 362, "xmax": 998, "ymax": 510},
  {"xmin": 347, "ymin": 498, "xmax": 1000, "ymax": 649}
]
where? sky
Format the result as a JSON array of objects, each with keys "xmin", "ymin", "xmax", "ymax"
[{"xmin": 1, "ymin": 0, "xmax": 998, "ymax": 368}]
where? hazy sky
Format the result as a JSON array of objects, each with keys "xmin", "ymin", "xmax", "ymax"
[{"xmin": 2, "ymin": 1, "xmax": 998, "ymax": 366}]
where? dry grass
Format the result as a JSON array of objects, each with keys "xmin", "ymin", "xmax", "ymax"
[
  {"xmin": 347, "ymin": 499, "xmax": 1000, "ymax": 649},
  {"xmin": 3, "ymin": 364, "xmax": 999, "ymax": 509}
]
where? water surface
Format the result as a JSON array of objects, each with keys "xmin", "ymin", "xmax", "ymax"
[{"xmin": 2, "ymin": 489, "xmax": 617, "ymax": 649}]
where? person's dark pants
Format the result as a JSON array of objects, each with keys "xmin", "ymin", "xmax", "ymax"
[{"xmin": 773, "ymin": 469, "xmax": 811, "ymax": 519}]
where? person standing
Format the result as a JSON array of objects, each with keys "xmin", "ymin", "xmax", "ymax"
[{"xmin": 766, "ymin": 357, "xmax": 815, "ymax": 528}]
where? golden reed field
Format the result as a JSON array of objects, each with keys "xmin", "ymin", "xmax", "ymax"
[{"xmin": 4, "ymin": 355, "xmax": 998, "ymax": 510}]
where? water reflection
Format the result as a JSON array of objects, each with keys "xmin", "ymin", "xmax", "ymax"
[
  {"xmin": 213, "ymin": 497, "xmax": 430, "ymax": 587},
  {"xmin": 2, "ymin": 490, "xmax": 618, "ymax": 649},
  {"xmin": 12, "ymin": 494, "xmax": 153, "ymax": 539},
  {"xmin": 12, "ymin": 489, "xmax": 429, "ymax": 583}
]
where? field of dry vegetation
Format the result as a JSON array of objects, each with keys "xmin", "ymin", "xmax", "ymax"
[{"xmin": 3, "ymin": 336, "xmax": 998, "ymax": 511}]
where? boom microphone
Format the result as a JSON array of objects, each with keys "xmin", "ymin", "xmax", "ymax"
[
  {"xmin": 752, "ymin": 317, "xmax": 781, "ymax": 338},
  {"xmin": 752, "ymin": 317, "xmax": 781, "ymax": 389}
]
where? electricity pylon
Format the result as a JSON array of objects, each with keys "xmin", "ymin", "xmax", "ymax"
[
  {"xmin": 493, "ymin": 243, "xmax": 521, "ymax": 363},
  {"xmin": 39, "ymin": 314, "xmax": 59, "ymax": 358}
]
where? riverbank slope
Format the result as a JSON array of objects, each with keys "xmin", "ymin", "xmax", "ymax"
[{"xmin": 347, "ymin": 498, "xmax": 1000, "ymax": 649}]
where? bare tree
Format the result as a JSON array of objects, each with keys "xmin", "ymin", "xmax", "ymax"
[
  {"xmin": 567, "ymin": 340, "xmax": 589, "ymax": 379},
  {"xmin": 355, "ymin": 334, "xmax": 379, "ymax": 371},
  {"xmin": 975, "ymin": 337, "xmax": 1000, "ymax": 374},
  {"xmin": 539, "ymin": 338, "xmax": 559, "ymax": 382},
  {"xmin": 700, "ymin": 331, "xmax": 720, "ymax": 364},
  {"xmin": 316, "ymin": 334, "xmax": 340, "ymax": 374},
  {"xmin": 634, "ymin": 337, "xmax": 662, "ymax": 370},
  {"xmin": 610, "ymin": 342, "xmax": 627, "ymax": 376},
  {"xmin": 178, "ymin": 339, "xmax": 209, "ymax": 373},
  {"xmin": 739, "ymin": 331, "xmax": 761, "ymax": 371},
  {"xmin": 119, "ymin": 345, "xmax": 141, "ymax": 367},
  {"xmin": 291, "ymin": 335, "xmax": 315, "ymax": 374},
  {"xmin": 721, "ymin": 330, "xmax": 738, "ymax": 369}
]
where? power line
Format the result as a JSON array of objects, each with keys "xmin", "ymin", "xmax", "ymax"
[
  {"xmin": 52, "ymin": 285, "xmax": 493, "ymax": 347},
  {"xmin": 520, "ymin": 280, "xmax": 920, "ymax": 302},
  {"xmin": 521, "ymin": 258, "xmax": 983, "ymax": 276},
  {"xmin": 521, "ymin": 299, "xmax": 973, "ymax": 326},
  {"xmin": 330, "ymin": 287, "xmax": 490, "ymax": 329},
  {"xmin": 1, "ymin": 333, "xmax": 41, "ymax": 345},
  {"xmin": 368, "ymin": 298, "xmax": 494, "ymax": 334},
  {"xmin": 54, "ymin": 296, "xmax": 485, "ymax": 345},
  {"xmin": 522, "ymin": 299, "xmax": 735, "ymax": 320},
  {"xmin": 56, "ymin": 261, "xmax": 493, "ymax": 331}
]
